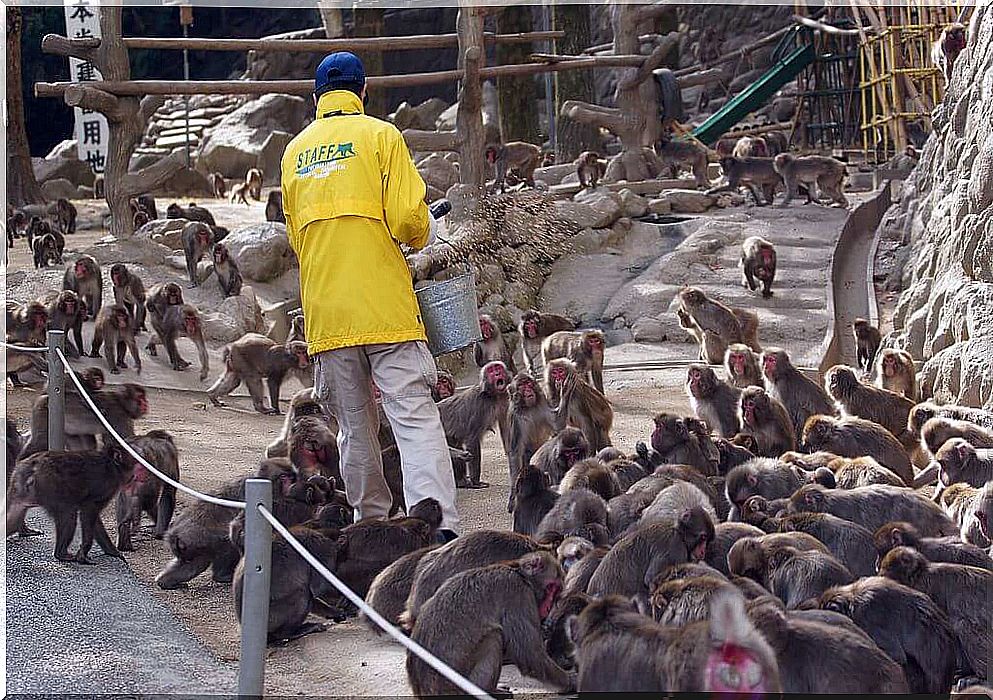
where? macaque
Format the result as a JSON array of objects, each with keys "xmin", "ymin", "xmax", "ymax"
[
  {"xmin": 763, "ymin": 131, "xmax": 789, "ymax": 156},
  {"xmin": 678, "ymin": 287, "xmax": 760, "ymax": 363},
  {"xmin": 773, "ymin": 153, "xmax": 848, "ymax": 207},
  {"xmin": 512, "ymin": 464, "xmax": 559, "ymax": 536},
  {"xmin": 230, "ymin": 182, "xmax": 250, "ymax": 205},
  {"xmin": 207, "ymin": 172, "xmax": 226, "ymax": 199},
  {"xmin": 110, "ymin": 263, "xmax": 147, "ymax": 332},
  {"xmin": 725, "ymin": 343, "xmax": 762, "ymax": 389},
  {"xmin": 265, "ymin": 190, "xmax": 285, "ymax": 223},
  {"xmin": 740, "ymin": 236, "xmax": 777, "ymax": 298},
  {"xmin": 650, "ymin": 413, "xmax": 719, "ymax": 476},
  {"xmin": 724, "ymin": 458, "xmax": 804, "ymax": 522},
  {"xmin": 686, "ymin": 363, "xmax": 740, "ymax": 438},
  {"xmin": 90, "ymin": 303, "xmax": 142, "ymax": 375},
  {"xmin": 506, "ymin": 372, "xmax": 555, "ymax": 511},
  {"xmin": 430, "ymin": 369, "xmax": 455, "ymax": 402},
  {"xmin": 542, "ymin": 329, "xmax": 605, "ymax": 395},
  {"xmin": 437, "ymin": 362, "xmax": 510, "ymax": 488},
  {"xmin": 474, "ymin": 314, "xmax": 516, "ymax": 373},
  {"xmin": 6, "ymin": 300, "xmax": 49, "ymax": 347},
  {"xmin": 738, "ymin": 386, "xmax": 796, "ymax": 457},
  {"xmin": 932, "ymin": 437, "xmax": 993, "ymax": 497},
  {"xmin": 32, "ymin": 234, "xmax": 60, "ymax": 269},
  {"xmin": 546, "ymin": 358, "xmax": 613, "ymax": 453},
  {"xmin": 707, "ymin": 156, "xmax": 783, "ymax": 206},
  {"xmin": 146, "ymin": 303, "xmax": 211, "ymax": 382},
  {"xmin": 932, "ymin": 22, "xmax": 967, "ymax": 85},
  {"xmin": 876, "ymin": 348, "xmax": 917, "ymax": 400},
  {"xmin": 115, "ymin": 430, "xmax": 180, "ymax": 551},
  {"xmin": 181, "ymin": 222, "xmax": 214, "ymax": 288},
  {"xmin": 245, "ymin": 167, "xmax": 263, "ymax": 200},
  {"xmin": 873, "ymin": 520, "xmax": 993, "ymax": 570},
  {"xmin": 145, "ymin": 281, "xmax": 184, "ymax": 320},
  {"xmin": 207, "ymin": 333, "xmax": 312, "ymax": 414},
  {"xmin": 134, "ymin": 194, "xmax": 158, "ymax": 220},
  {"xmin": 575, "ymin": 151, "xmax": 607, "ymax": 189},
  {"xmin": 485, "ymin": 142, "xmax": 542, "ymax": 193},
  {"xmin": 801, "ymin": 414, "xmax": 913, "ymax": 485},
  {"xmin": 530, "ymin": 426, "xmax": 591, "ymax": 486},
  {"xmin": 6, "ymin": 444, "xmax": 137, "ymax": 563},
  {"xmin": 655, "ymin": 136, "xmax": 710, "ymax": 188},
  {"xmin": 851, "ymin": 318, "xmax": 882, "ymax": 373},
  {"xmin": 733, "ymin": 136, "xmax": 768, "ymax": 158},
  {"xmin": 212, "ymin": 242, "xmax": 243, "ymax": 298},
  {"xmin": 518, "ymin": 310, "xmax": 575, "ymax": 375},
  {"xmin": 727, "ymin": 538, "xmax": 853, "ymax": 609},
  {"xmin": 166, "ymin": 202, "xmax": 216, "ymax": 227},
  {"xmin": 761, "ymin": 347, "xmax": 836, "ymax": 439},
  {"xmin": 62, "ymin": 255, "xmax": 102, "ymax": 320},
  {"xmin": 40, "ymin": 290, "xmax": 86, "ymax": 358},
  {"xmin": 824, "ymin": 364, "xmax": 915, "ymax": 445}
]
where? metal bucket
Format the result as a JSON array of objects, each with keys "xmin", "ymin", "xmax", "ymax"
[{"xmin": 415, "ymin": 273, "xmax": 481, "ymax": 356}]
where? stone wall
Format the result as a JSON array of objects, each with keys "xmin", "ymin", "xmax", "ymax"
[{"xmin": 886, "ymin": 4, "xmax": 993, "ymax": 410}]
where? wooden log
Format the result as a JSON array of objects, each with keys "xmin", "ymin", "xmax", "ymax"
[
  {"xmin": 528, "ymin": 52, "xmax": 646, "ymax": 66},
  {"xmin": 456, "ymin": 5, "xmax": 486, "ymax": 190},
  {"xmin": 402, "ymin": 129, "xmax": 459, "ymax": 152},
  {"xmin": 715, "ymin": 121, "xmax": 796, "ymax": 139},
  {"xmin": 114, "ymin": 30, "xmax": 564, "ymax": 53},
  {"xmin": 674, "ymin": 67, "xmax": 726, "ymax": 90},
  {"xmin": 673, "ymin": 25, "xmax": 794, "ymax": 78}
]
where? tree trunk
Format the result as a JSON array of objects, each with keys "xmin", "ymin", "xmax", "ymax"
[
  {"xmin": 317, "ymin": 3, "xmax": 343, "ymax": 39},
  {"xmin": 553, "ymin": 4, "xmax": 600, "ymax": 161},
  {"xmin": 353, "ymin": 9, "xmax": 386, "ymax": 118},
  {"xmin": 456, "ymin": 5, "xmax": 486, "ymax": 190},
  {"xmin": 495, "ymin": 6, "xmax": 539, "ymax": 144},
  {"xmin": 7, "ymin": 7, "xmax": 46, "ymax": 207}
]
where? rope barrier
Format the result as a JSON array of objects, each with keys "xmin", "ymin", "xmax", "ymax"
[
  {"xmin": 55, "ymin": 348, "xmax": 246, "ymax": 510},
  {"xmin": 257, "ymin": 504, "xmax": 496, "ymax": 700},
  {"xmin": 2, "ymin": 341, "xmax": 49, "ymax": 353}
]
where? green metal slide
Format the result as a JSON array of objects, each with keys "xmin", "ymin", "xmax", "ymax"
[{"xmin": 691, "ymin": 41, "xmax": 816, "ymax": 146}]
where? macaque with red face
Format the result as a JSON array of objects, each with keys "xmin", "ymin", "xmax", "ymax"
[{"xmin": 474, "ymin": 314, "xmax": 516, "ymax": 373}]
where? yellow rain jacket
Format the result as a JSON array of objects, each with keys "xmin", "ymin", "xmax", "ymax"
[{"xmin": 280, "ymin": 90, "xmax": 431, "ymax": 355}]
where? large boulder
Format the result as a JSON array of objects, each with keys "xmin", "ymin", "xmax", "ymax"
[
  {"xmin": 33, "ymin": 140, "xmax": 95, "ymax": 187},
  {"xmin": 390, "ymin": 98, "xmax": 448, "ymax": 131},
  {"xmin": 135, "ymin": 218, "xmax": 188, "ymax": 250},
  {"xmin": 256, "ymin": 131, "xmax": 295, "ymax": 185},
  {"xmin": 658, "ymin": 189, "xmax": 716, "ymax": 214},
  {"xmin": 200, "ymin": 285, "xmax": 267, "ymax": 343},
  {"xmin": 198, "ymin": 95, "xmax": 312, "ymax": 178},
  {"xmin": 418, "ymin": 153, "xmax": 459, "ymax": 193},
  {"xmin": 158, "ymin": 167, "xmax": 213, "ymax": 198},
  {"xmin": 41, "ymin": 178, "xmax": 78, "ymax": 201},
  {"xmin": 223, "ymin": 222, "xmax": 297, "ymax": 282}
]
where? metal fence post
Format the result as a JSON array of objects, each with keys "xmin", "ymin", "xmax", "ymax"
[
  {"xmin": 47, "ymin": 330, "xmax": 66, "ymax": 451},
  {"xmin": 238, "ymin": 478, "xmax": 273, "ymax": 697}
]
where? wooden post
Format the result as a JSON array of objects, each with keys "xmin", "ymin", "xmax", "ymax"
[
  {"xmin": 456, "ymin": 4, "xmax": 486, "ymax": 190},
  {"xmin": 7, "ymin": 7, "xmax": 46, "ymax": 206},
  {"xmin": 495, "ymin": 5, "xmax": 539, "ymax": 143},
  {"xmin": 553, "ymin": 3, "xmax": 601, "ymax": 160}
]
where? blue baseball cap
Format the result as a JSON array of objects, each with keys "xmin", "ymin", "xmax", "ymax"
[{"xmin": 315, "ymin": 52, "xmax": 366, "ymax": 95}]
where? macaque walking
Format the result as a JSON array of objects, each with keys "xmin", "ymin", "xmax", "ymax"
[
  {"xmin": 575, "ymin": 151, "xmax": 606, "ymax": 189},
  {"xmin": 485, "ymin": 142, "xmax": 542, "ymax": 193},
  {"xmin": 740, "ymin": 236, "xmax": 777, "ymax": 298},
  {"xmin": 773, "ymin": 153, "xmax": 848, "ymax": 207},
  {"xmin": 207, "ymin": 333, "xmax": 312, "ymax": 414}
]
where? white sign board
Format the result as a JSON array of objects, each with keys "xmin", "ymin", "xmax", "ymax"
[{"xmin": 63, "ymin": 0, "xmax": 109, "ymax": 174}]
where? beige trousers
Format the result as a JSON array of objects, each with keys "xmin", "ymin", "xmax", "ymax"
[{"xmin": 313, "ymin": 340, "xmax": 460, "ymax": 531}]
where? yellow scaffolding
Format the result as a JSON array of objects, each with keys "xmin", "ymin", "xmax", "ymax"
[{"xmin": 852, "ymin": 2, "xmax": 963, "ymax": 162}]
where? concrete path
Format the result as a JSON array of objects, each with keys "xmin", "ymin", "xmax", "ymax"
[{"xmin": 5, "ymin": 511, "xmax": 237, "ymax": 695}]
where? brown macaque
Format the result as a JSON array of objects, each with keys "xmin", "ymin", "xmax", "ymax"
[
  {"xmin": 39, "ymin": 290, "xmax": 85, "ymax": 358},
  {"xmin": 851, "ymin": 318, "xmax": 882, "ymax": 373},
  {"xmin": 211, "ymin": 242, "xmax": 243, "ymax": 298},
  {"xmin": 773, "ymin": 153, "xmax": 848, "ymax": 207},
  {"xmin": 207, "ymin": 172, "xmax": 226, "ymax": 199},
  {"xmin": 427, "ymin": 369, "xmax": 454, "ymax": 403},
  {"xmin": 265, "ymin": 190, "xmax": 285, "ymax": 223},
  {"xmin": 559, "ymin": 458, "xmax": 621, "ymax": 501},
  {"xmin": 740, "ymin": 235, "xmax": 777, "ymax": 298},
  {"xmin": 114, "ymin": 429, "xmax": 179, "ymax": 551},
  {"xmin": 401, "ymin": 529, "xmax": 550, "ymax": 628},
  {"xmin": 546, "ymin": 358, "xmax": 613, "ymax": 453},
  {"xmin": 506, "ymin": 372, "xmax": 555, "ymax": 511},
  {"xmin": 229, "ymin": 182, "xmax": 250, "ymax": 205},
  {"xmin": 286, "ymin": 313, "xmax": 306, "ymax": 344},
  {"xmin": 530, "ymin": 426, "xmax": 591, "ymax": 485},
  {"xmin": 728, "ymin": 538, "xmax": 853, "ymax": 608},
  {"xmin": 62, "ymin": 255, "xmax": 102, "ymax": 320},
  {"xmin": 32, "ymin": 234, "xmax": 60, "ymax": 269},
  {"xmin": 574, "ymin": 150, "xmax": 606, "ymax": 189},
  {"xmin": 724, "ymin": 343, "xmax": 762, "ymax": 389},
  {"xmin": 227, "ymin": 473, "xmax": 335, "ymax": 549},
  {"xmin": 90, "ymin": 303, "xmax": 142, "ymax": 376},
  {"xmin": 801, "ymin": 414, "xmax": 913, "ymax": 485},
  {"xmin": 678, "ymin": 287, "xmax": 760, "ymax": 363},
  {"xmin": 541, "ymin": 151, "xmax": 556, "ymax": 167},
  {"xmin": 724, "ymin": 458, "xmax": 803, "ymax": 522},
  {"xmin": 787, "ymin": 483, "xmax": 958, "ymax": 536},
  {"xmin": 704, "ymin": 522, "xmax": 765, "ymax": 576},
  {"xmin": 763, "ymin": 131, "xmax": 789, "ymax": 156},
  {"xmin": 485, "ymin": 141, "xmax": 542, "ymax": 193},
  {"xmin": 573, "ymin": 591, "xmax": 780, "ymax": 693},
  {"xmin": 146, "ymin": 303, "xmax": 211, "ymax": 382},
  {"xmin": 875, "ymin": 348, "xmax": 917, "ymax": 401},
  {"xmin": 438, "ymin": 361, "xmax": 510, "ymax": 489},
  {"xmin": 738, "ymin": 386, "xmax": 796, "ymax": 458},
  {"xmin": 557, "ymin": 535, "xmax": 596, "ymax": 575},
  {"xmin": 685, "ymin": 363, "xmax": 740, "ymax": 438},
  {"xmin": 873, "ymin": 520, "xmax": 993, "ymax": 571},
  {"xmin": 207, "ymin": 333, "xmax": 311, "ymax": 414},
  {"xmin": 542, "ymin": 329, "xmax": 605, "ymax": 394},
  {"xmin": 513, "ymin": 463, "xmax": 559, "ymax": 536},
  {"xmin": 649, "ymin": 572, "xmax": 737, "ymax": 626},
  {"xmin": 707, "ymin": 156, "xmax": 783, "ymax": 206},
  {"xmin": 825, "ymin": 455, "xmax": 905, "ymax": 488},
  {"xmin": 654, "ymin": 136, "xmax": 710, "ymax": 188},
  {"xmin": 133, "ymin": 194, "xmax": 158, "ymax": 220},
  {"xmin": 761, "ymin": 347, "xmax": 836, "ymax": 438},
  {"xmin": 265, "ymin": 388, "xmax": 326, "ymax": 458},
  {"xmin": 777, "ymin": 512, "xmax": 876, "ymax": 577},
  {"xmin": 638, "ymin": 482, "xmax": 718, "ymax": 535},
  {"xmin": 155, "ymin": 459, "xmax": 298, "ymax": 589},
  {"xmin": 650, "ymin": 413, "xmax": 719, "ymax": 475},
  {"xmin": 939, "ymin": 482, "xmax": 991, "ymax": 548},
  {"xmin": 233, "ymin": 524, "xmax": 342, "ymax": 644},
  {"xmin": 92, "ymin": 174, "xmax": 105, "ymax": 198},
  {"xmin": 288, "ymin": 415, "xmax": 340, "ymax": 482},
  {"xmin": 406, "ymin": 551, "xmax": 571, "ymax": 697},
  {"xmin": 5, "ymin": 444, "xmax": 137, "ymax": 563},
  {"xmin": 181, "ymin": 222, "xmax": 213, "ymax": 288},
  {"xmin": 362, "ymin": 544, "xmax": 441, "ymax": 633},
  {"xmin": 824, "ymin": 364, "xmax": 914, "ymax": 444},
  {"xmin": 932, "ymin": 22, "xmax": 967, "ymax": 85},
  {"xmin": 587, "ymin": 506, "xmax": 714, "ymax": 613},
  {"xmin": 819, "ymin": 577, "xmax": 960, "ymax": 694},
  {"xmin": 919, "ymin": 416, "xmax": 993, "ymax": 472},
  {"xmin": 518, "ymin": 310, "xmax": 576, "ymax": 375},
  {"xmin": 145, "ymin": 281, "xmax": 184, "ymax": 319},
  {"xmin": 908, "ymin": 401, "xmax": 993, "ymax": 442},
  {"xmin": 733, "ymin": 136, "xmax": 768, "ymax": 158},
  {"xmin": 166, "ymin": 202, "xmax": 216, "ymax": 227},
  {"xmin": 245, "ymin": 167, "xmax": 263, "ymax": 200},
  {"xmin": 473, "ymin": 314, "xmax": 516, "ymax": 373},
  {"xmin": 746, "ymin": 596, "xmax": 909, "ymax": 693},
  {"xmin": 110, "ymin": 263, "xmax": 147, "ymax": 333},
  {"xmin": 535, "ymin": 487, "xmax": 609, "ymax": 545},
  {"xmin": 931, "ymin": 437, "xmax": 993, "ymax": 502},
  {"xmin": 18, "ymin": 383, "xmax": 148, "ymax": 459}
]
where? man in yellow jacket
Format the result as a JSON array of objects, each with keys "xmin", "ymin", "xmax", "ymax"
[{"xmin": 281, "ymin": 52, "xmax": 459, "ymax": 540}]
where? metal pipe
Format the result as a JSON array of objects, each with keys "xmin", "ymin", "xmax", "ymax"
[
  {"xmin": 237, "ymin": 478, "xmax": 273, "ymax": 698},
  {"xmin": 46, "ymin": 330, "xmax": 65, "ymax": 451}
]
